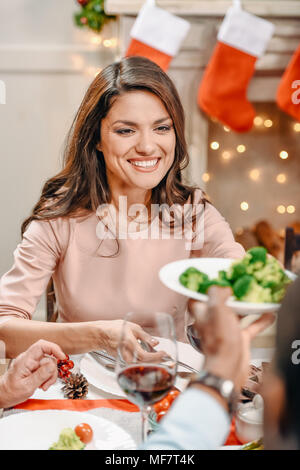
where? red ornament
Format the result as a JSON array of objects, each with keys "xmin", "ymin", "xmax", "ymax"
[
  {"xmin": 57, "ymin": 356, "xmax": 74, "ymax": 382},
  {"xmin": 77, "ymin": 0, "xmax": 89, "ymax": 6},
  {"xmin": 80, "ymin": 16, "xmax": 88, "ymax": 25}
]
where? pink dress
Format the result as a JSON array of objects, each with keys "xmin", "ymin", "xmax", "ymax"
[{"xmin": 0, "ymin": 190, "xmax": 245, "ymax": 340}]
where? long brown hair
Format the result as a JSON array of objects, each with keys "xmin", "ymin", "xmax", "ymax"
[{"xmin": 22, "ymin": 56, "xmax": 205, "ymax": 236}]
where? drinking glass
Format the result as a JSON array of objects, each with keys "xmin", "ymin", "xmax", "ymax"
[{"xmin": 115, "ymin": 312, "xmax": 177, "ymax": 443}]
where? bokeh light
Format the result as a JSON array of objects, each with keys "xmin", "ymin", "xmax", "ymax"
[
  {"xmin": 210, "ymin": 141, "xmax": 220, "ymax": 150},
  {"xmin": 279, "ymin": 150, "xmax": 288, "ymax": 160},
  {"xmin": 240, "ymin": 201, "xmax": 249, "ymax": 211},
  {"xmin": 202, "ymin": 172, "xmax": 210, "ymax": 182},
  {"xmin": 276, "ymin": 173, "xmax": 287, "ymax": 184},
  {"xmin": 264, "ymin": 119, "xmax": 273, "ymax": 128},
  {"xmin": 237, "ymin": 145, "xmax": 246, "ymax": 153},
  {"xmin": 249, "ymin": 169, "xmax": 260, "ymax": 181},
  {"xmin": 287, "ymin": 205, "xmax": 296, "ymax": 214},
  {"xmin": 277, "ymin": 205, "xmax": 286, "ymax": 214}
]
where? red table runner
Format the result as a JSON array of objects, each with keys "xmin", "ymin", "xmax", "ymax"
[{"xmin": 14, "ymin": 398, "xmax": 139, "ymax": 413}]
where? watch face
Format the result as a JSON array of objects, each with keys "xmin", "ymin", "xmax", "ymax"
[{"xmin": 221, "ymin": 379, "xmax": 235, "ymax": 397}]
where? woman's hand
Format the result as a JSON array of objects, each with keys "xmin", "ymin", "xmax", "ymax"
[
  {"xmin": 94, "ymin": 319, "xmax": 165, "ymax": 362},
  {"xmin": 188, "ymin": 287, "xmax": 275, "ymax": 391}
]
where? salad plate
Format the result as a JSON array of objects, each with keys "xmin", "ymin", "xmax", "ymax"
[
  {"xmin": 159, "ymin": 257, "xmax": 297, "ymax": 315},
  {"xmin": 0, "ymin": 410, "xmax": 136, "ymax": 450}
]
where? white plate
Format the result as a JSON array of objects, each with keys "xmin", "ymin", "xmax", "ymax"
[
  {"xmin": 80, "ymin": 340, "xmax": 204, "ymax": 397},
  {"xmin": 219, "ymin": 445, "xmax": 242, "ymax": 450},
  {"xmin": 159, "ymin": 258, "xmax": 297, "ymax": 316},
  {"xmin": 80, "ymin": 354, "xmax": 125, "ymax": 397},
  {"xmin": 0, "ymin": 410, "xmax": 136, "ymax": 450}
]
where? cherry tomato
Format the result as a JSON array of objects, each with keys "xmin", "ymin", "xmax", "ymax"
[
  {"xmin": 154, "ymin": 397, "xmax": 170, "ymax": 414},
  {"xmin": 156, "ymin": 411, "xmax": 167, "ymax": 422},
  {"xmin": 58, "ymin": 369, "xmax": 65, "ymax": 378},
  {"xmin": 167, "ymin": 389, "xmax": 180, "ymax": 403},
  {"xmin": 58, "ymin": 359, "xmax": 68, "ymax": 367},
  {"xmin": 75, "ymin": 423, "xmax": 93, "ymax": 444}
]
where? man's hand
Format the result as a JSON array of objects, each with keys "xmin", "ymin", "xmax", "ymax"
[
  {"xmin": 188, "ymin": 286, "xmax": 275, "ymax": 391},
  {"xmin": 0, "ymin": 340, "xmax": 66, "ymax": 408}
]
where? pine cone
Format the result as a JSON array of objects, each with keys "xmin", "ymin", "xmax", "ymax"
[{"xmin": 61, "ymin": 372, "xmax": 89, "ymax": 399}]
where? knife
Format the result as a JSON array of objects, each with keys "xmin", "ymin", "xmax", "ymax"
[{"xmin": 89, "ymin": 351, "xmax": 117, "ymax": 370}]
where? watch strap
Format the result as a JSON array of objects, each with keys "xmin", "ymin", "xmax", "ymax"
[{"xmin": 189, "ymin": 370, "xmax": 237, "ymax": 415}]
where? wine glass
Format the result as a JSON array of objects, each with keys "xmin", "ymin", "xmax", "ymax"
[
  {"xmin": 185, "ymin": 302, "xmax": 207, "ymax": 353},
  {"xmin": 115, "ymin": 312, "xmax": 177, "ymax": 443}
]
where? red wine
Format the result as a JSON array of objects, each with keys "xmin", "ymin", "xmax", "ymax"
[
  {"xmin": 117, "ymin": 365, "xmax": 174, "ymax": 407},
  {"xmin": 186, "ymin": 324, "xmax": 202, "ymax": 353}
]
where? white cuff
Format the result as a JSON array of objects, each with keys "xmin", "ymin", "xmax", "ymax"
[
  {"xmin": 130, "ymin": 1, "xmax": 190, "ymax": 57},
  {"xmin": 217, "ymin": 5, "xmax": 275, "ymax": 58}
]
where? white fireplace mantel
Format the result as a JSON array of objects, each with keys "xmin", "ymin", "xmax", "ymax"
[
  {"xmin": 105, "ymin": 0, "xmax": 300, "ymax": 187},
  {"xmin": 106, "ymin": 0, "xmax": 300, "ymax": 17}
]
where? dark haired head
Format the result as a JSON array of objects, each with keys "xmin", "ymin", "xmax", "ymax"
[{"xmin": 22, "ymin": 56, "xmax": 203, "ymax": 235}]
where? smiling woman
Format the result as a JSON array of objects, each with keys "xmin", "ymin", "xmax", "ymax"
[
  {"xmin": 0, "ymin": 57, "xmax": 244, "ymax": 357},
  {"xmin": 21, "ymin": 56, "xmax": 197, "ymax": 232}
]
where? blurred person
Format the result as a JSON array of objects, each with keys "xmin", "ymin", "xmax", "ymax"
[
  {"xmin": 0, "ymin": 340, "xmax": 65, "ymax": 409},
  {"xmin": 0, "ymin": 56, "xmax": 244, "ymax": 357},
  {"xmin": 142, "ymin": 280, "xmax": 300, "ymax": 450}
]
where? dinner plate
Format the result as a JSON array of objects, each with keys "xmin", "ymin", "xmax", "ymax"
[
  {"xmin": 80, "ymin": 340, "xmax": 204, "ymax": 397},
  {"xmin": 219, "ymin": 445, "xmax": 242, "ymax": 450},
  {"xmin": 80, "ymin": 354, "xmax": 125, "ymax": 397},
  {"xmin": 0, "ymin": 410, "xmax": 136, "ymax": 450},
  {"xmin": 159, "ymin": 258, "xmax": 297, "ymax": 315}
]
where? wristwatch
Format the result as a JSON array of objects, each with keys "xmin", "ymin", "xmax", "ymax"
[{"xmin": 188, "ymin": 370, "xmax": 237, "ymax": 415}]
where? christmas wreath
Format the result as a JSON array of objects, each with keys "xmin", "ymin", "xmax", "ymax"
[{"xmin": 74, "ymin": 0, "xmax": 116, "ymax": 34}]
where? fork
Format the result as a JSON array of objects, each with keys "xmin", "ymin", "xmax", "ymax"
[
  {"xmin": 138, "ymin": 340, "xmax": 199, "ymax": 374},
  {"xmin": 91, "ymin": 347, "xmax": 199, "ymax": 374}
]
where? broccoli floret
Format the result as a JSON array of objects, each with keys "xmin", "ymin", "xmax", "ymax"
[
  {"xmin": 270, "ymin": 276, "xmax": 291, "ymax": 302},
  {"xmin": 254, "ymin": 259, "xmax": 284, "ymax": 286},
  {"xmin": 245, "ymin": 261, "xmax": 265, "ymax": 275},
  {"xmin": 198, "ymin": 279, "xmax": 215, "ymax": 294},
  {"xmin": 247, "ymin": 247, "xmax": 267, "ymax": 265},
  {"xmin": 233, "ymin": 275, "xmax": 254, "ymax": 299},
  {"xmin": 213, "ymin": 279, "xmax": 231, "ymax": 289},
  {"xmin": 242, "ymin": 284, "xmax": 272, "ymax": 303},
  {"xmin": 253, "ymin": 257, "xmax": 292, "ymax": 295},
  {"xmin": 233, "ymin": 275, "xmax": 272, "ymax": 302},
  {"xmin": 226, "ymin": 261, "xmax": 247, "ymax": 282},
  {"xmin": 272, "ymin": 287, "xmax": 286, "ymax": 303},
  {"xmin": 185, "ymin": 273, "xmax": 202, "ymax": 291},
  {"xmin": 179, "ymin": 268, "xmax": 209, "ymax": 292},
  {"xmin": 218, "ymin": 270, "xmax": 229, "ymax": 282},
  {"xmin": 240, "ymin": 247, "xmax": 268, "ymax": 275}
]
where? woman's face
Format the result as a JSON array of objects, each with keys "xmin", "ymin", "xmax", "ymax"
[{"xmin": 99, "ymin": 90, "xmax": 176, "ymax": 193}]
